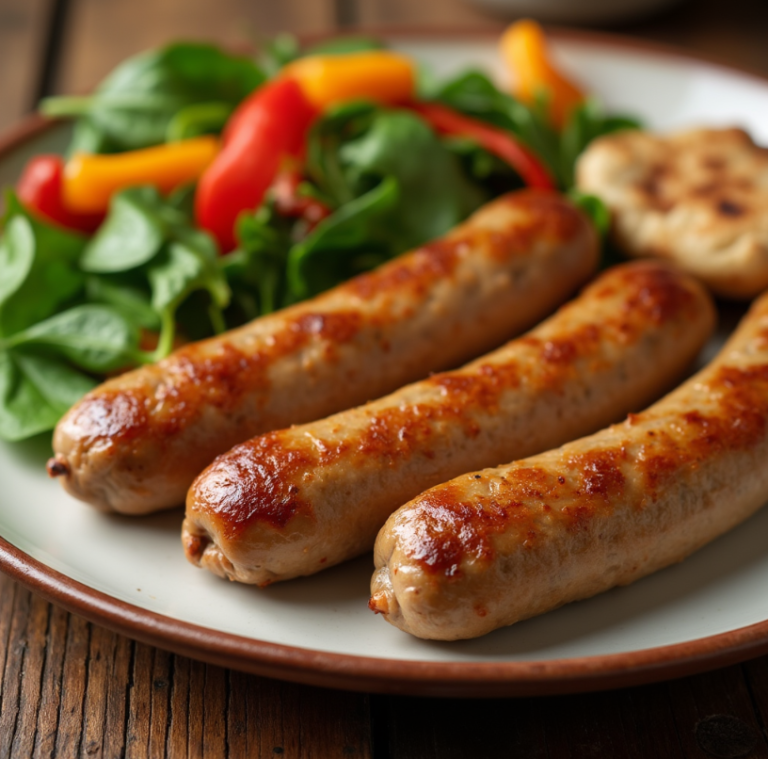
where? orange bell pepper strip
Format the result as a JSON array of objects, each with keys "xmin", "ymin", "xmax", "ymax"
[
  {"xmin": 62, "ymin": 135, "xmax": 220, "ymax": 214},
  {"xmin": 281, "ymin": 50, "xmax": 415, "ymax": 110},
  {"xmin": 500, "ymin": 19, "xmax": 585, "ymax": 129}
]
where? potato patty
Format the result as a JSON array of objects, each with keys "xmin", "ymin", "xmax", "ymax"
[{"xmin": 577, "ymin": 128, "xmax": 768, "ymax": 299}]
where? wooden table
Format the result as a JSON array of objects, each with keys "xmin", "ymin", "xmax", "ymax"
[{"xmin": 3, "ymin": 0, "xmax": 768, "ymax": 755}]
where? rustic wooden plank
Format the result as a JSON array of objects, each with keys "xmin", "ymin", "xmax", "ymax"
[
  {"xmin": 167, "ymin": 654, "xmax": 192, "ymax": 757},
  {"xmin": 32, "ymin": 604, "xmax": 68, "ymax": 759},
  {"xmin": 80, "ymin": 625, "xmax": 124, "ymax": 759},
  {"xmin": 202, "ymin": 664, "xmax": 228, "ymax": 759},
  {"xmin": 667, "ymin": 665, "xmax": 768, "ymax": 758},
  {"xmin": 615, "ymin": 682, "xmax": 684, "ymax": 758},
  {"xmin": 0, "ymin": 580, "xmax": 29, "ymax": 756},
  {"xmin": 125, "ymin": 642, "xmax": 154, "ymax": 758},
  {"xmin": 0, "ymin": 0, "xmax": 50, "ymax": 131},
  {"xmin": 55, "ymin": 0, "xmax": 337, "ymax": 97},
  {"xmin": 102, "ymin": 634, "xmax": 132, "ymax": 759},
  {"xmin": 148, "ymin": 648, "xmax": 174, "ymax": 758},
  {"xmin": 186, "ymin": 658, "xmax": 207, "ymax": 758},
  {"xmin": 51, "ymin": 613, "xmax": 89, "ymax": 757},
  {"xmin": 8, "ymin": 593, "xmax": 50, "ymax": 758}
]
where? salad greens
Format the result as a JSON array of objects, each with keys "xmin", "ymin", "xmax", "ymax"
[
  {"xmin": 0, "ymin": 187, "xmax": 229, "ymax": 440},
  {"xmin": 228, "ymin": 102, "xmax": 488, "ymax": 315},
  {"xmin": 41, "ymin": 43, "xmax": 266, "ymax": 154},
  {"xmin": 0, "ymin": 34, "xmax": 642, "ymax": 440}
]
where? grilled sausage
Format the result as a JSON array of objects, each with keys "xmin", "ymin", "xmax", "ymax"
[
  {"xmin": 48, "ymin": 190, "xmax": 598, "ymax": 515},
  {"xmin": 369, "ymin": 292, "xmax": 768, "ymax": 640},
  {"xmin": 183, "ymin": 261, "xmax": 715, "ymax": 586}
]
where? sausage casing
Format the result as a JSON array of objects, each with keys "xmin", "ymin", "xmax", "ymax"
[
  {"xmin": 370, "ymin": 293, "xmax": 768, "ymax": 640},
  {"xmin": 49, "ymin": 190, "xmax": 598, "ymax": 514},
  {"xmin": 183, "ymin": 261, "xmax": 714, "ymax": 586}
]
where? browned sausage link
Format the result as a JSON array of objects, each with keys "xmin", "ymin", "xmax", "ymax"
[
  {"xmin": 369, "ymin": 293, "xmax": 768, "ymax": 641},
  {"xmin": 50, "ymin": 190, "xmax": 597, "ymax": 515},
  {"xmin": 183, "ymin": 261, "xmax": 714, "ymax": 586}
]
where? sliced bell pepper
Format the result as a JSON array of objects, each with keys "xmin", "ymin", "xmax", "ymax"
[
  {"xmin": 195, "ymin": 77, "xmax": 318, "ymax": 253},
  {"xmin": 410, "ymin": 102, "xmax": 556, "ymax": 190},
  {"xmin": 281, "ymin": 50, "xmax": 415, "ymax": 110},
  {"xmin": 63, "ymin": 135, "xmax": 220, "ymax": 214},
  {"xmin": 500, "ymin": 19, "xmax": 585, "ymax": 129},
  {"xmin": 17, "ymin": 155, "xmax": 104, "ymax": 233}
]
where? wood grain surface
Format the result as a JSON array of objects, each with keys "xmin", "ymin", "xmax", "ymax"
[{"xmin": 3, "ymin": 0, "xmax": 768, "ymax": 756}]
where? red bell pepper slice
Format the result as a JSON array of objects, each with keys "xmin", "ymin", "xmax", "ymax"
[
  {"xmin": 195, "ymin": 77, "xmax": 318, "ymax": 253},
  {"xmin": 410, "ymin": 102, "xmax": 556, "ymax": 191},
  {"xmin": 16, "ymin": 155, "xmax": 104, "ymax": 234}
]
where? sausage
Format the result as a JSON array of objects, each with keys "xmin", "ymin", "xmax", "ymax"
[
  {"xmin": 48, "ymin": 190, "xmax": 598, "ymax": 515},
  {"xmin": 369, "ymin": 292, "xmax": 768, "ymax": 640},
  {"xmin": 183, "ymin": 261, "xmax": 715, "ymax": 585}
]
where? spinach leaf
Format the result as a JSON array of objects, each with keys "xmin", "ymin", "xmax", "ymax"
[
  {"xmin": 41, "ymin": 43, "xmax": 265, "ymax": 153},
  {"xmin": 429, "ymin": 71, "xmax": 641, "ymax": 191},
  {"xmin": 567, "ymin": 190, "xmax": 611, "ymax": 238},
  {"xmin": 85, "ymin": 275, "xmax": 160, "ymax": 330},
  {"xmin": 287, "ymin": 175, "xmax": 399, "ymax": 301},
  {"xmin": 337, "ymin": 109, "xmax": 486, "ymax": 249},
  {"xmin": 81, "ymin": 187, "xmax": 166, "ymax": 272},
  {"xmin": 431, "ymin": 70, "xmax": 564, "ymax": 186},
  {"xmin": 223, "ymin": 204, "xmax": 294, "ymax": 319},
  {"xmin": 0, "ymin": 197, "xmax": 86, "ymax": 337},
  {"xmin": 1, "ymin": 305, "xmax": 140, "ymax": 373},
  {"xmin": 0, "ymin": 350, "xmax": 95, "ymax": 442},
  {"xmin": 80, "ymin": 185, "xmax": 230, "ymax": 354}
]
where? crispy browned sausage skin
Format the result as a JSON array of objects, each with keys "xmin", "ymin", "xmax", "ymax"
[
  {"xmin": 370, "ymin": 293, "xmax": 768, "ymax": 641},
  {"xmin": 49, "ymin": 190, "xmax": 598, "ymax": 515},
  {"xmin": 183, "ymin": 262, "xmax": 714, "ymax": 586}
]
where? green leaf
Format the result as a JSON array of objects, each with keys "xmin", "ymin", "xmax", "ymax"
[
  {"xmin": 0, "ymin": 197, "xmax": 86, "ymax": 337},
  {"xmin": 148, "ymin": 242, "xmax": 206, "ymax": 312},
  {"xmin": 567, "ymin": 190, "xmax": 611, "ymax": 237},
  {"xmin": 0, "ymin": 216, "xmax": 35, "ymax": 308},
  {"xmin": 165, "ymin": 101, "xmax": 232, "ymax": 141},
  {"xmin": 12, "ymin": 350, "xmax": 96, "ymax": 412},
  {"xmin": 0, "ymin": 351, "xmax": 63, "ymax": 441},
  {"xmin": 287, "ymin": 176, "xmax": 399, "ymax": 301},
  {"xmin": 3, "ymin": 305, "xmax": 139, "ymax": 372},
  {"xmin": 337, "ymin": 109, "xmax": 486, "ymax": 249},
  {"xmin": 85, "ymin": 275, "xmax": 160, "ymax": 330},
  {"xmin": 81, "ymin": 187, "xmax": 166, "ymax": 272},
  {"xmin": 42, "ymin": 42, "xmax": 265, "ymax": 153}
]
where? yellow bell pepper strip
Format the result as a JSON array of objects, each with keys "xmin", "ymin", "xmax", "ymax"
[
  {"xmin": 281, "ymin": 50, "xmax": 415, "ymax": 110},
  {"xmin": 62, "ymin": 135, "xmax": 220, "ymax": 214},
  {"xmin": 500, "ymin": 19, "xmax": 585, "ymax": 129}
]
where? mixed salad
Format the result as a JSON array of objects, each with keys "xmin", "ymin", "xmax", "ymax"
[{"xmin": 0, "ymin": 21, "xmax": 639, "ymax": 442}]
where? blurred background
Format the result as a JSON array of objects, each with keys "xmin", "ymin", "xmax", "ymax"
[{"xmin": 2, "ymin": 0, "xmax": 767, "ymax": 135}]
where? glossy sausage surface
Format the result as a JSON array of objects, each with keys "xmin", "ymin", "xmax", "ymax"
[
  {"xmin": 370, "ymin": 293, "xmax": 768, "ymax": 640},
  {"xmin": 49, "ymin": 190, "xmax": 598, "ymax": 514},
  {"xmin": 183, "ymin": 261, "xmax": 714, "ymax": 585}
]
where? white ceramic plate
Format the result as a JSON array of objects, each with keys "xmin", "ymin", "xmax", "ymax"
[{"xmin": 3, "ymin": 31, "xmax": 768, "ymax": 696}]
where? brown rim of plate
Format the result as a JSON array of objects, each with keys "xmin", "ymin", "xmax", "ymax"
[{"xmin": 3, "ymin": 27, "xmax": 768, "ymax": 698}]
